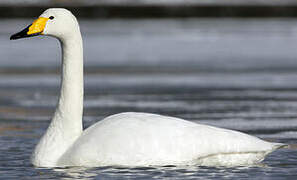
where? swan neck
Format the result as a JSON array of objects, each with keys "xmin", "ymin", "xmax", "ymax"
[
  {"xmin": 56, "ymin": 33, "xmax": 83, "ymax": 131},
  {"xmin": 31, "ymin": 22, "xmax": 84, "ymax": 167}
]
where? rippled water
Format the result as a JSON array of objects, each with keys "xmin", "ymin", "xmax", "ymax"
[{"xmin": 1, "ymin": 18, "xmax": 297, "ymax": 179}]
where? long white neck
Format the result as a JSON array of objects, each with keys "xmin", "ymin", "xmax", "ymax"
[
  {"xmin": 31, "ymin": 30, "xmax": 84, "ymax": 167},
  {"xmin": 56, "ymin": 34, "xmax": 84, "ymax": 132}
]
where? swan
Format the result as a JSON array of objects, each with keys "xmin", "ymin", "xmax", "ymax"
[{"xmin": 10, "ymin": 8, "xmax": 285, "ymax": 167}]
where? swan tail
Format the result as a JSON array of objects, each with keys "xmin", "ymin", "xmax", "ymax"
[{"xmin": 271, "ymin": 143, "xmax": 288, "ymax": 151}]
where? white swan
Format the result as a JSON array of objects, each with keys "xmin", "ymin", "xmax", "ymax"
[{"xmin": 10, "ymin": 8, "xmax": 285, "ymax": 167}]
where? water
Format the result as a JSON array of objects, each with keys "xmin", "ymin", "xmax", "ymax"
[{"xmin": 0, "ymin": 18, "xmax": 297, "ymax": 179}]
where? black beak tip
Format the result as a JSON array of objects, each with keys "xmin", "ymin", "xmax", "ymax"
[
  {"xmin": 10, "ymin": 31, "xmax": 26, "ymax": 40},
  {"xmin": 10, "ymin": 34, "xmax": 18, "ymax": 40},
  {"xmin": 10, "ymin": 32, "xmax": 41, "ymax": 40},
  {"xmin": 10, "ymin": 24, "xmax": 35, "ymax": 40}
]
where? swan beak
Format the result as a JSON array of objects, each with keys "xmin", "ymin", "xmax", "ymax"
[{"xmin": 10, "ymin": 17, "xmax": 49, "ymax": 40}]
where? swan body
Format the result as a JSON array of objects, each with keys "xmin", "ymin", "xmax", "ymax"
[
  {"xmin": 57, "ymin": 112, "xmax": 282, "ymax": 167},
  {"xmin": 10, "ymin": 8, "xmax": 284, "ymax": 167}
]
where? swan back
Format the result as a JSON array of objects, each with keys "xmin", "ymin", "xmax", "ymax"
[{"xmin": 58, "ymin": 112, "xmax": 281, "ymax": 167}]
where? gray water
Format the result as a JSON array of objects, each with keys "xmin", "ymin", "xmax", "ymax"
[{"xmin": 0, "ymin": 18, "xmax": 297, "ymax": 179}]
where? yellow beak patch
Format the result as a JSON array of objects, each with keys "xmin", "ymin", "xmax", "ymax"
[{"xmin": 28, "ymin": 17, "xmax": 49, "ymax": 35}]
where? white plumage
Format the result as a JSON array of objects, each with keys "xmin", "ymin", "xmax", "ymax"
[
  {"xmin": 58, "ymin": 112, "xmax": 283, "ymax": 167},
  {"xmin": 11, "ymin": 8, "xmax": 285, "ymax": 167}
]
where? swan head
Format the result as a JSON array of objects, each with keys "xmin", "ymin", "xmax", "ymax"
[{"xmin": 10, "ymin": 8, "xmax": 79, "ymax": 40}]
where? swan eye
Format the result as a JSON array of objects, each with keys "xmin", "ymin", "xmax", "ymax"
[{"xmin": 49, "ymin": 16, "xmax": 54, "ymax": 20}]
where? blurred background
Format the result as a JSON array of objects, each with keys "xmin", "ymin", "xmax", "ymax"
[{"xmin": 1, "ymin": 0, "xmax": 297, "ymax": 179}]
